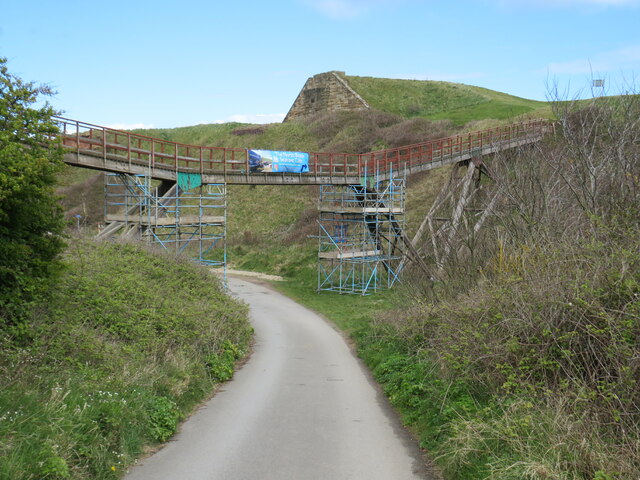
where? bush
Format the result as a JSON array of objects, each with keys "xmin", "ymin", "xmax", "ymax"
[
  {"xmin": 380, "ymin": 93, "xmax": 640, "ymax": 478},
  {"xmin": 148, "ymin": 396, "xmax": 180, "ymax": 442},
  {"xmin": 0, "ymin": 57, "xmax": 66, "ymax": 327},
  {"xmin": 205, "ymin": 341, "xmax": 244, "ymax": 382}
]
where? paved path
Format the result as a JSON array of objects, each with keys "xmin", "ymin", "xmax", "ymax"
[{"xmin": 125, "ymin": 277, "xmax": 433, "ymax": 480}]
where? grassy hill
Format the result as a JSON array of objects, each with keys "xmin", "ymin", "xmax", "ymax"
[
  {"xmin": 343, "ymin": 74, "xmax": 551, "ymax": 124},
  {"xmin": 132, "ymin": 75, "xmax": 553, "ymax": 152}
]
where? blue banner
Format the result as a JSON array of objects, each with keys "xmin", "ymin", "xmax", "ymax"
[{"xmin": 248, "ymin": 149, "xmax": 309, "ymax": 173}]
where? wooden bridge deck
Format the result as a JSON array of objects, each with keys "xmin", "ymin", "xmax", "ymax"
[{"xmin": 56, "ymin": 117, "xmax": 551, "ymax": 185}]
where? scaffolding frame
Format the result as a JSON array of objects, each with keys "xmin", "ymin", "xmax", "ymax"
[
  {"xmin": 317, "ymin": 169, "xmax": 405, "ymax": 295},
  {"xmin": 103, "ymin": 173, "xmax": 226, "ymax": 280}
]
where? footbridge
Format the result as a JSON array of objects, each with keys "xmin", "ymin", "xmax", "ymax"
[
  {"xmin": 55, "ymin": 117, "xmax": 550, "ymax": 185},
  {"xmin": 55, "ymin": 116, "xmax": 552, "ymax": 294}
]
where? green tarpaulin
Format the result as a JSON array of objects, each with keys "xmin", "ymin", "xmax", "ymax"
[{"xmin": 177, "ymin": 172, "xmax": 202, "ymax": 191}]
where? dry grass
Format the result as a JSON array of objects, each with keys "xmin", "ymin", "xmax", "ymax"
[{"xmin": 383, "ymin": 93, "xmax": 640, "ymax": 478}]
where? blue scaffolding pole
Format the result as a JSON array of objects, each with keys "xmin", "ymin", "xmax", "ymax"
[
  {"xmin": 102, "ymin": 173, "xmax": 227, "ymax": 286},
  {"xmin": 317, "ymin": 167, "xmax": 405, "ymax": 295}
]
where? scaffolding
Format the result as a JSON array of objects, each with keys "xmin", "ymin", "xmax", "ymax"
[
  {"xmin": 317, "ymin": 170, "xmax": 405, "ymax": 295},
  {"xmin": 102, "ymin": 173, "xmax": 226, "ymax": 278}
]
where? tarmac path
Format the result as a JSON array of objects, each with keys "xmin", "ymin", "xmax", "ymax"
[{"xmin": 125, "ymin": 277, "xmax": 434, "ymax": 480}]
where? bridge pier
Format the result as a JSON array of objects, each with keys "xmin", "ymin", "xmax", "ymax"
[{"xmin": 409, "ymin": 157, "xmax": 496, "ymax": 276}]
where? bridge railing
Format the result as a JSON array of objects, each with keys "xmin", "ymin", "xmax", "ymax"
[
  {"xmin": 55, "ymin": 117, "xmax": 250, "ymax": 175},
  {"xmin": 55, "ymin": 117, "xmax": 551, "ymax": 179},
  {"xmin": 359, "ymin": 119, "xmax": 550, "ymax": 175}
]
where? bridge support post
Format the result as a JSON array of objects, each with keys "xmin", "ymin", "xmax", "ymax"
[{"xmin": 407, "ymin": 157, "xmax": 496, "ymax": 276}]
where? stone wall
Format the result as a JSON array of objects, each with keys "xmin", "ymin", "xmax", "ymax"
[{"xmin": 284, "ymin": 71, "xmax": 369, "ymax": 122}]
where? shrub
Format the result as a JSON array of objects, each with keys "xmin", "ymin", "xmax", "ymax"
[
  {"xmin": 386, "ymin": 92, "xmax": 640, "ymax": 478},
  {"xmin": 0, "ymin": 57, "xmax": 66, "ymax": 327},
  {"xmin": 148, "ymin": 396, "xmax": 180, "ymax": 442}
]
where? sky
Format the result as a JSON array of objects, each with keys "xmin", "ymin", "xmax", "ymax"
[{"xmin": 1, "ymin": 0, "xmax": 638, "ymax": 129}]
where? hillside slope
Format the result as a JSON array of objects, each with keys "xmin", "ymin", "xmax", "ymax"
[
  {"xmin": 343, "ymin": 74, "xmax": 550, "ymax": 124},
  {"xmin": 129, "ymin": 111, "xmax": 460, "ymax": 250},
  {"xmin": 0, "ymin": 239, "xmax": 252, "ymax": 479}
]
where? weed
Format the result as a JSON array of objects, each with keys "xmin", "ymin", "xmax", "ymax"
[{"xmin": 148, "ymin": 397, "xmax": 180, "ymax": 442}]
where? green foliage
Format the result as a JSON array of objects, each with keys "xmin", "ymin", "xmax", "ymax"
[
  {"xmin": 148, "ymin": 396, "xmax": 180, "ymax": 442},
  {"xmin": 205, "ymin": 341, "xmax": 244, "ymax": 382},
  {"xmin": 0, "ymin": 57, "xmax": 66, "ymax": 324},
  {"xmin": 0, "ymin": 239, "xmax": 251, "ymax": 479},
  {"xmin": 37, "ymin": 443, "xmax": 70, "ymax": 479}
]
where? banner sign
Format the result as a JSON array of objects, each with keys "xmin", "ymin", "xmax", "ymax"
[{"xmin": 248, "ymin": 149, "xmax": 309, "ymax": 173}]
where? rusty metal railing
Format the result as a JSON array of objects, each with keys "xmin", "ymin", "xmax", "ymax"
[
  {"xmin": 54, "ymin": 116, "xmax": 551, "ymax": 179},
  {"xmin": 359, "ymin": 120, "xmax": 551, "ymax": 175}
]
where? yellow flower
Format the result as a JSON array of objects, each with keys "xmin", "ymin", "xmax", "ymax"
[{"xmin": 111, "ymin": 466, "xmax": 116, "ymax": 471}]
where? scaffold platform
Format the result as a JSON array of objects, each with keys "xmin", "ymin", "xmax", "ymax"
[{"xmin": 317, "ymin": 170, "xmax": 405, "ymax": 295}]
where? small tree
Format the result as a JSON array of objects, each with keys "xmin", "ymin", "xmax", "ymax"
[{"xmin": 0, "ymin": 57, "xmax": 66, "ymax": 325}]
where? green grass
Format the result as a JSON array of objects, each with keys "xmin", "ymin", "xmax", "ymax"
[
  {"xmin": 226, "ymin": 184, "xmax": 316, "ymax": 242},
  {"xmin": 343, "ymin": 75, "xmax": 550, "ymax": 124},
  {"xmin": 0, "ymin": 238, "xmax": 251, "ymax": 479},
  {"xmin": 133, "ymin": 121, "xmax": 319, "ymax": 152}
]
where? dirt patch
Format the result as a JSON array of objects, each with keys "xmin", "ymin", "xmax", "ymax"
[{"xmin": 211, "ymin": 269, "xmax": 284, "ymax": 282}]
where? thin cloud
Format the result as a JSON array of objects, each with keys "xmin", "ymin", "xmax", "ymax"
[
  {"xmin": 215, "ymin": 113, "xmax": 286, "ymax": 124},
  {"xmin": 301, "ymin": 0, "xmax": 417, "ymax": 20},
  {"xmin": 547, "ymin": 44, "xmax": 640, "ymax": 74},
  {"xmin": 499, "ymin": 0, "xmax": 638, "ymax": 6},
  {"xmin": 106, "ymin": 123, "xmax": 155, "ymax": 130}
]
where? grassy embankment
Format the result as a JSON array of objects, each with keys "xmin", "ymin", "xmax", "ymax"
[{"xmin": 0, "ymin": 239, "xmax": 252, "ymax": 479}]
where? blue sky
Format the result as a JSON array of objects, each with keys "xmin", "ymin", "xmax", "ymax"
[{"xmin": 1, "ymin": 0, "xmax": 638, "ymax": 128}]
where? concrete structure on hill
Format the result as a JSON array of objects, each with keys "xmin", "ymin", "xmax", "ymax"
[{"xmin": 284, "ymin": 71, "xmax": 370, "ymax": 122}]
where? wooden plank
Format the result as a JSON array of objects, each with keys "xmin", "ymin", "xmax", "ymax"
[
  {"xmin": 105, "ymin": 215, "xmax": 225, "ymax": 225},
  {"xmin": 319, "ymin": 249, "xmax": 382, "ymax": 259},
  {"xmin": 318, "ymin": 207, "xmax": 404, "ymax": 214}
]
